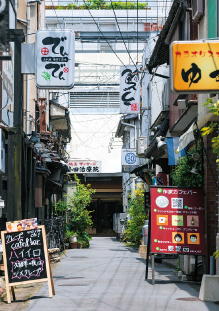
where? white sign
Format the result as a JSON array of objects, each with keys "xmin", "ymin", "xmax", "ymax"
[
  {"xmin": 120, "ymin": 65, "xmax": 140, "ymax": 114},
  {"xmin": 68, "ymin": 160, "xmax": 101, "ymax": 173},
  {"xmin": 35, "ymin": 30, "xmax": 75, "ymax": 89},
  {"xmin": 121, "ymin": 149, "xmax": 138, "ymax": 172},
  {"xmin": 2, "ymin": 42, "xmax": 14, "ymax": 127}
]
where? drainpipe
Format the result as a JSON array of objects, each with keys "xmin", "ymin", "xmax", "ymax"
[
  {"xmin": 26, "ymin": 2, "xmax": 31, "ymax": 134},
  {"xmin": 121, "ymin": 121, "xmax": 137, "ymax": 147}
]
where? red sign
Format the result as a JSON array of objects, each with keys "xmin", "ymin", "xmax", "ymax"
[
  {"xmin": 41, "ymin": 47, "xmax": 49, "ymax": 55},
  {"xmin": 131, "ymin": 103, "xmax": 139, "ymax": 111},
  {"xmin": 63, "ymin": 67, "xmax": 69, "ymax": 73},
  {"xmin": 151, "ymin": 187, "xmax": 205, "ymax": 255}
]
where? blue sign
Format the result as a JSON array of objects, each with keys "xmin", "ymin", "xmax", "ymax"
[
  {"xmin": 122, "ymin": 165, "xmax": 138, "ymax": 173},
  {"xmin": 125, "ymin": 153, "xmax": 136, "ymax": 165}
]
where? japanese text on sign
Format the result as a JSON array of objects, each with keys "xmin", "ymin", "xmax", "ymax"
[
  {"xmin": 120, "ymin": 66, "xmax": 140, "ymax": 114},
  {"xmin": 170, "ymin": 41, "xmax": 219, "ymax": 93},
  {"xmin": 35, "ymin": 30, "xmax": 75, "ymax": 89},
  {"xmin": 4, "ymin": 228, "xmax": 47, "ymax": 283},
  {"xmin": 68, "ymin": 160, "xmax": 101, "ymax": 173},
  {"xmin": 151, "ymin": 187, "xmax": 205, "ymax": 255}
]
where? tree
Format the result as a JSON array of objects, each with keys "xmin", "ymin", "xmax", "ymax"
[
  {"xmin": 125, "ymin": 186, "xmax": 147, "ymax": 246},
  {"xmin": 201, "ymin": 98, "xmax": 219, "ymax": 167},
  {"xmin": 171, "ymin": 145, "xmax": 202, "ymax": 187},
  {"xmin": 66, "ymin": 175, "xmax": 95, "ymax": 247}
]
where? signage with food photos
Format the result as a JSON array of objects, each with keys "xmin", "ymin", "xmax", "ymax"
[{"xmin": 151, "ymin": 187, "xmax": 205, "ymax": 255}]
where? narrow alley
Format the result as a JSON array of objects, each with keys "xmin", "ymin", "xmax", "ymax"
[{"xmin": 25, "ymin": 237, "xmax": 219, "ymax": 311}]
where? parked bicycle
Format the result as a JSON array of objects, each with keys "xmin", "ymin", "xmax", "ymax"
[{"xmin": 45, "ymin": 217, "xmax": 66, "ymax": 252}]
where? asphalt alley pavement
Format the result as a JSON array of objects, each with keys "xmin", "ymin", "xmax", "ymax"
[{"xmin": 26, "ymin": 237, "xmax": 219, "ymax": 311}]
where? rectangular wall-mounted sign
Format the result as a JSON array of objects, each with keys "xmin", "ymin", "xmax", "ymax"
[
  {"xmin": 170, "ymin": 41, "xmax": 219, "ymax": 93},
  {"xmin": 68, "ymin": 160, "xmax": 101, "ymax": 173},
  {"xmin": 35, "ymin": 30, "xmax": 75, "ymax": 89},
  {"xmin": 121, "ymin": 149, "xmax": 138, "ymax": 172},
  {"xmin": 151, "ymin": 187, "xmax": 205, "ymax": 255},
  {"xmin": 120, "ymin": 66, "xmax": 140, "ymax": 114}
]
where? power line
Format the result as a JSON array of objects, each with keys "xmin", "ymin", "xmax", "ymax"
[
  {"xmin": 82, "ymin": 0, "xmax": 128, "ymax": 68},
  {"xmin": 109, "ymin": 0, "xmax": 138, "ymax": 71}
]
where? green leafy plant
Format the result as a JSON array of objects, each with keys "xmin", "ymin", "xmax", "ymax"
[
  {"xmin": 54, "ymin": 200, "xmax": 68, "ymax": 216},
  {"xmin": 171, "ymin": 145, "xmax": 203, "ymax": 187},
  {"xmin": 213, "ymin": 250, "xmax": 219, "ymax": 259},
  {"xmin": 53, "ymin": 1, "xmax": 148, "ymax": 10},
  {"xmin": 125, "ymin": 186, "xmax": 147, "ymax": 246},
  {"xmin": 201, "ymin": 98, "xmax": 219, "ymax": 163},
  {"xmin": 66, "ymin": 175, "xmax": 95, "ymax": 247},
  {"xmin": 65, "ymin": 230, "xmax": 77, "ymax": 242}
]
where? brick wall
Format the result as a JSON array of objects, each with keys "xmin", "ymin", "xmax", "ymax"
[{"xmin": 204, "ymin": 132, "xmax": 218, "ymax": 272}]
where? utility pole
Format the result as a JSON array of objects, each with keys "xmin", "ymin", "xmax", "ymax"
[{"xmin": 7, "ymin": 29, "xmax": 25, "ymax": 221}]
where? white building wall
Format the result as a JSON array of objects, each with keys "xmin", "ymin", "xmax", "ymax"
[{"xmin": 66, "ymin": 114, "xmax": 122, "ymax": 173}]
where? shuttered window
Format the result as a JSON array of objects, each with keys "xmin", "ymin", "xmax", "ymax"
[{"xmin": 208, "ymin": 0, "xmax": 217, "ymax": 38}]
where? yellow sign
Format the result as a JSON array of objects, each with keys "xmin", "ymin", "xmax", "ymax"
[{"xmin": 170, "ymin": 41, "xmax": 219, "ymax": 93}]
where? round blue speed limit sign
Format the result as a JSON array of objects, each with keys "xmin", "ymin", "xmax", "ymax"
[{"xmin": 125, "ymin": 153, "xmax": 136, "ymax": 164}]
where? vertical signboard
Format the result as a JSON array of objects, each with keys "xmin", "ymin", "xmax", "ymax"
[
  {"xmin": 0, "ymin": 0, "xmax": 9, "ymax": 52},
  {"xmin": 120, "ymin": 65, "xmax": 140, "ymax": 114},
  {"xmin": 121, "ymin": 149, "xmax": 138, "ymax": 172},
  {"xmin": 2, "ymin": 42, "xmax": 14, "ymax": 127},
  {"xmin": 35, "ymin": 30, "xmax": 75, "ymax": 89},
  {"xmin": 151, "ymin": 187, "xmax": 205, "ymax": 255}
]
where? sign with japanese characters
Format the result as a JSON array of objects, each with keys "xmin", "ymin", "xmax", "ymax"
[
  {"xmin": 151, "ymin": 187, "xmax": 205, "ymax": 255},
  {"xmin": 170, "ymin": 41, "xmax": 219, "ymax": 93},
  {"xmin": 68, "ymin": 160, "xmax": 101, "ymax": 173},
  {"xmin": 35, "ymin": 30, "xmax": 75, "ymax": 89},
  {"xmin": 1, "ymin": 226, "xmax": 54, "ymax": 303},
  {"xmin": 121, "ymin": 149, "xmax": 138, "ymax": 172},
  {"xmin": 120, "ymin": 66, "xmax": 140, "ymax": 114}
]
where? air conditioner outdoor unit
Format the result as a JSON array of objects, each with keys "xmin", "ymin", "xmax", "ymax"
[
  {"xmin": 191, "ymin": 0, "xmax": 204, "ymax": 22},
  {"xmin": 137, "ymin": 137, "xmax": 147, "ymax": 157}
]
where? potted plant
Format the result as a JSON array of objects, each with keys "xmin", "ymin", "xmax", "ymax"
[{"xmin": 65, "ymin": 230, "xmax": 78, "ymax": 249}]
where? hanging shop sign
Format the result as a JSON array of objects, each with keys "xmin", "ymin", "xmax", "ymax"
[
  {"xmin": 121, "ymin": 149, "xmax": 138, "ymax": 172},
  {"xmin": 68, "ymin": 160, "xmax": 101, "ymax": 173},
  {"xmin": 151, "ymin": 187, "xmax": 205, "ymax": 255},
  {"xmin": 0, "ymin": 0, "xmax": 10, "ymax": 52},
  {"xmin": 35, "ymin": 29, "xmax": 75, "ymax": 89},
  {"xmin": 170, "ymin": 41, "xmax": 219, "ymax": 93},
  {"xmin": 120, "ymin": 66, "xmax": 140, "ymax": 114}
]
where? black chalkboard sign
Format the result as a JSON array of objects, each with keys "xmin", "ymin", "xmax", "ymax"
[
  {"xmin": 1, "ymin": 225, "xmax": 54, "ymax": 303},
  {"xmin": 4, "ymin": 228, "xmax": 47, "ymax": 283}
]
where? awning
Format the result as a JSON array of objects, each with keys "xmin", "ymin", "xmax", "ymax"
[
  {"xmin": 179, "ymin": 112, "xmax": 218, "ymax": 150},
  {"xmin": 179, "ymin": 123, "xmax": 195, "ymax": 151},
  {"xmin": 131, "ymin": 164, "xmax": 152, "ymax": 185},
  {"xmin": 170, "ymin": 102, "xmax": 198, "ymax": 136}
]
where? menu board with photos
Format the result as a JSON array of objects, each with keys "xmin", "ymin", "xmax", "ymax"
[{"xmin": 151, "ymin": 187, "xmax": 205, "ymax": 255}]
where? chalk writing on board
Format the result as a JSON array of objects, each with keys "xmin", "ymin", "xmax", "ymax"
[
  {"xmin": 11, "ymin": 257, "xmax": 44, "ymax": 279},
  {"xmin": 5, "ymin": 229, "xmax": 47, "ymax": 283}
]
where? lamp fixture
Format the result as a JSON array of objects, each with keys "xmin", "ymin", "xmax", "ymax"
[
  {"xmin": 34, "ymin": 138, "xmax": 43, "ymax": 150},
  {"xmin": 28, "ymin": 131, "xmax": 38, "ymax": 145},
  {"xmin": 190, "ymin": 162, "xmax": 198, "ymax": 174},
  {"xmin": 156, "ymin": 136, "xmax": 167, "ymax": 150}
]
